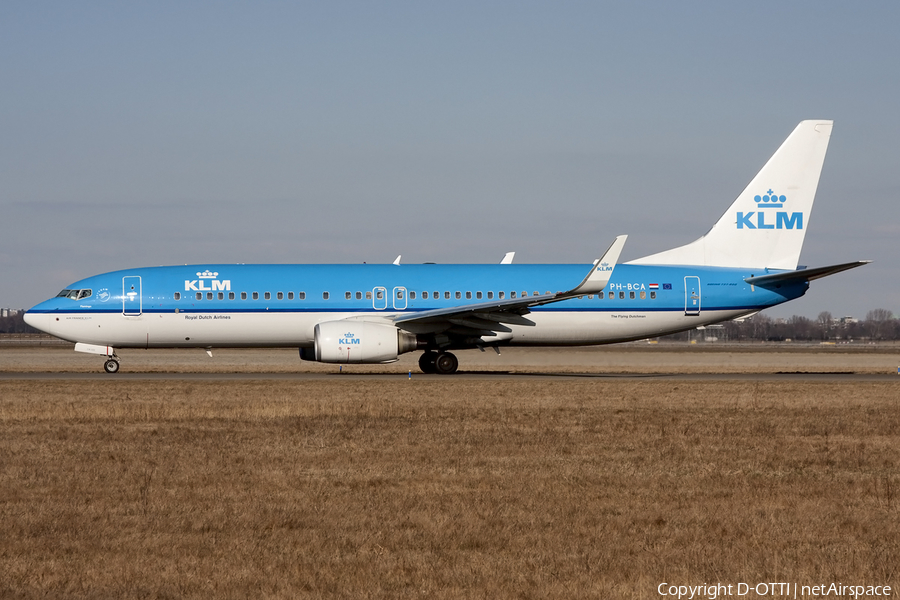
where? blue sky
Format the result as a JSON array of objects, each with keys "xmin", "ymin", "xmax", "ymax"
[{"xmin": 2, "ymin": 2, "xmax": 898, "ymax": 318}]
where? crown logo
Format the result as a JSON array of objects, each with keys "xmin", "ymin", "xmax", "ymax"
[
  {"xmin": 197, "ymin": 270, "xmax": 219, "ymax": 279},
  {"xmin": 754, "ymin": 189, "xmax": 786, "ymax": 209}
]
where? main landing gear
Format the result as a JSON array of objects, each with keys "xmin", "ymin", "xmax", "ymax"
[{"xmin": 418, "ymin": 351, "xmax": 459, "ymax": 375}]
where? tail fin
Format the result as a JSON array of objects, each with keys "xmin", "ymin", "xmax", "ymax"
[{"xmin": 629, "ymin": 120, "xmax": 833, "ymax": 269}]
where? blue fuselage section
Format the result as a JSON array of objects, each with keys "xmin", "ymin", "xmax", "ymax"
[{"xmin": 28, "ymin": 262, "xmax": 804, "ymax": 323}]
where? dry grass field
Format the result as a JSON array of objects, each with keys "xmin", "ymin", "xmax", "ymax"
[{"xmin": 1, "ymin": 347, "xmax": 899, "ymax": 598}]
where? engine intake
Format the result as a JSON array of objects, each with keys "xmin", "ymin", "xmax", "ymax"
[{"xmin": 313, "ymin": 321, "xmax": 418, "ymax": 364}]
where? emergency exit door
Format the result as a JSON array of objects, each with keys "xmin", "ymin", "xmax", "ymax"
[
  {"xmin": 123, "ymin": 276, "xmax": 142, "ymax": 316},
  {"xmin": 684, "ymin": 276, "xmax": 701, "ymax": 316}
]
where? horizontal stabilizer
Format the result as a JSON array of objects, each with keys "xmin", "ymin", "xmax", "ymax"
[{"xmin": 745, "ymin": 260, "xmax": 871, "ymax": 286}]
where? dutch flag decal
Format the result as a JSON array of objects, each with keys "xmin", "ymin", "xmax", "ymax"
[{"xmin": 649, "ymin": 283, "xmax": 659, "ymax": 290}]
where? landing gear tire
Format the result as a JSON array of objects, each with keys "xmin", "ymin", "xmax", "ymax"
[
  {"xmin": 104, "ymin": 359, "xmax": 120, "ymax": 374},
  {"xmin": 418, "ymin": 351, "xmax": 438, "ymax": 374},
  {"xmin": 433, "ymin": 352, "xmax": 459, "ymax": 375}
]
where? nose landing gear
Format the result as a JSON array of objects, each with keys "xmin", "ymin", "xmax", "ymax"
[{"xmin": 73, "ymin": 343, "xmax": 121, "ymax": 374}]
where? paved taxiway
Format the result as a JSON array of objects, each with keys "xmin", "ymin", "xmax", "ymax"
[{"xmin": 1, "ymin": 371, "xmax": 895, "ymax": 382}]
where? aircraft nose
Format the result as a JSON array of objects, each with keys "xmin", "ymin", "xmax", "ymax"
[{"xmin": 23, "ymin": 310, "xmax": 48, "ymax": 333}]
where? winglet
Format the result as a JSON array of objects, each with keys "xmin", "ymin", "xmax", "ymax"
[
  {"xmin": 393, "ymin": 255, "xmax": 402, "ymax": 266},
  {"xmin": 500, "ymin": 252, "xmax": 515, "ymax": 265},
  {"xmin": 569, "ymin": 235, "xmax": 627, "ymax": 295}
]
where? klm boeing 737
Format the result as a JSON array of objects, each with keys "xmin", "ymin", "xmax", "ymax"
[{"xmin": 25, "ymin": 120, "xmax": 869, "ymax": 374}]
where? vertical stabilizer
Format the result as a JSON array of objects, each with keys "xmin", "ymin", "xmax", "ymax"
[{"xmin": 628, "ymin": 120, "xmax": 833, "ymax": 269}]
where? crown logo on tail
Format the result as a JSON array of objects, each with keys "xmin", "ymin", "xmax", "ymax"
[{"xmin": 754, "ymin": 189, "xmax": 786, "ymax": 209}]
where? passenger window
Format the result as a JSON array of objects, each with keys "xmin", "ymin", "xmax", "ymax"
[
  {"xmin": 422, "ymin": 291, "xmax": 428, "ymax": 299},
  {"xmin": 229, "ymin": 292, "xmax": 235, "ymax": 300},
  {"xmin": 476, "ymin": 291, "xmax": 482, "ymax": 299},
  {"xmin": 650, "ymin": 291, "xmax": 656, "ymax": 299},
  {"xmin": 465, "ymin": 291, "xmax": 471, "ymax": 299},
  {"xmin": 640, "ymin": 291, "xmax": 646, "ymax": 299},
  {"xmin": 288, "ymin": 292, "xmax": 294, "ymax": 300},
  {"xmin": 410, "ymin": 291, "xmax": 416, "ymax": 299},
  {"xmin": 499, "ymin": 291, "xmax": 505, "ymax": 299},
  {"xmin": 619, "ymin": 292, "xmax": 625, "ymax": 299},
  {"xmin": 241, "ymin": 292, "xmax": 247, "ymax": 300},
  {"xmin": 365, "ymin": 291, "xmax": 371, "ymax": 300},
  {"xmin": 376, "ymin": 290, "xmax": 384, "ymax": 300},
  {"xmin": 174, "ymin": 292, "xmax": 181, "ymax": 300},
  {"xmin": 511, "ymin": 291, "xmax": 516, "ymax": 298},
  {"xmin": 253, "ymin": 292, "xmax": 259, "ymax": 300},
  {"xmin": 455, "ymin": 292, "xmax": 461, "ymax": 299},
  {"xmin": 207, "ymin": 292, "xmax": 213, "ymax": 300},
  {"xmin": 277, "ymin": 292, "xmax": 283, "ymax": 300},
  {"xmin": 196, "ymin": 292, "xmax": 202, "ymax": 300},
  {"xmin": 533, "ymin": 291, "xmax": 539, "ymax": 297},
  {"xmin": 397, "ymin": 290, "xmax": 404, "ymax": 299},
  {"xmin": 488, "ymin": 292, "xmax": 493, "ymax": 299},
  {"xmin": 356, "ymin": 291, "xmax": 362, "ymax": 300},
  {"xmin": 522, "ymin": 291, "xmax": 527, "ymax": 298},
  {"xmin": 218, "ymin": 292, "xmax": 224, "ymax": 300},
  {"xmin": 323, "ymin": 292, "xmax": 330, "ymax": 300},
  {"xmin": 345, "ymin": 292, "xmax": 351, "ymax": 300},
  {"xmin": 299, "ymin": 292, "xmax": 306, "ymax": 300},
  {"xmin": 599, "ymin": 292, "xmax": 604, "ymax": 299},
  {"xmin": 265, "ymin": 292, "xmax": 271, "ymax": 300},
  {"xmin": 444, "ymin": 292, "xmax": 450, "ymax": 299},
  {"xmin": 629, "ymin": 291, "xmax": 635, "ymax": 299}
]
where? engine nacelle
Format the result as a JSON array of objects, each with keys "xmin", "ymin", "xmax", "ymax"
[{"xmin": 313, "ymin": 321, "xmax": 418, "ymax": 364}]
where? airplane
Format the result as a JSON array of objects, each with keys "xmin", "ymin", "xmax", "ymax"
[{"xmin": 24, "ymin": 120, "xmax": 869, "ymax": 374}]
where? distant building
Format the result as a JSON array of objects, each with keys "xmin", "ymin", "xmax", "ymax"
[
  {"xmin": 840, "ymin": 316, "xmax": 858, "ymax": 324},
  {"xmin": 0, "ymin": 308, "xmax": 19, "ymax": 317}
]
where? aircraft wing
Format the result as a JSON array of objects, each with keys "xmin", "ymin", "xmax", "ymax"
[{"xmin": 391, "ymin": 236, "xmax": 627, "ymax": 337}]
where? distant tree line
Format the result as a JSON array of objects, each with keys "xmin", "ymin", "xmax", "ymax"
[
  {"xmin": 2, "ymin": 308, "xmax": 899, "ymax": 340},
  {"xmin": 662, "ymin": 309, "xmax": 900, "ymax": 342},
  {"xmin": 0, "ymin": 313, "xmax": 38, "ymax": 334}
]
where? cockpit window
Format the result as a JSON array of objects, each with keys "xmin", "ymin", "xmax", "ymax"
[{"xmin": 56, "ymin": 289, "xmax": 92, "ymax": 300}]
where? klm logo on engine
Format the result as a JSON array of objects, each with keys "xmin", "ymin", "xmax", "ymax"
[
  {"xmin": 736, "ymin": 190, "xmax": 803, "ymax": 230},
  {"xmin": 339, "ymin": 332, "xmax": 361, "ymax": 345},
  {"xmin": 184, "ymin": 270, "xmax": 231, "ymax": 292}
]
